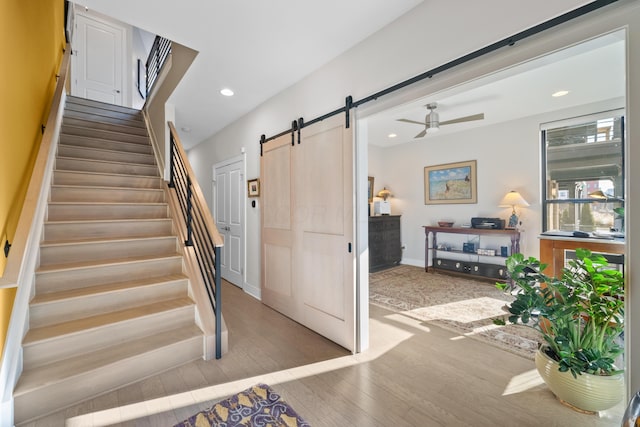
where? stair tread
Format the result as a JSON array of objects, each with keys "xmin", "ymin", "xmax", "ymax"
[
  {"xmin": 40, "ymin": 234, "xmax": 177, "ymax": 247},
  {"xmin": 23, "ymin": 297, "xmax": 195, "ymax": 346},
  {"xmin": 48, "ymin": 201, "xmax": 168, "ymax": 206},
  {"xmin": 62, "ymin": 117, "xmax": 147, "ymax": 132},
  {"xmin": 59, "ymin": 143, "xmax": 154, "ymax": 157},
  {"xmin": 36, "ymin": 252, "xmax": 182, "ymax": 273},
  {"xmin": 51, "ymin": 184, "xmax": 164, "ymax": 192},
  {"xmin": 16, "ymin": 323, "xmax": 201, "ymax": 395},
  {"xmin": 66, "ymin": 96, "xmax": 142, "ymax": 113},
  {"xmin": 59, "ymin": 135, "xmax": 151, "ymax": 152},
  {"xmin": 61, "ymin": 124, "xmax": 149, "ymax": 141},
  {"xmin": 41, "ymin": 234, "xmax": 173, "ymax": 247},
  {"xmin": 45, "ymin": 217, "xmax": 171, "ymax": 225},
  {"xmin": 63, "ymin": 110, "xmax": 146, "ymax": 126},
  {"xmin": 55, "ymin": 168, "xmax": 160, "ymax": 177},
  {"xmin": 30, "ymin": 274, "xmax": 188, "ymax": 305},
  {"xmin": 56, "ymin": 155, "xmax": 160, "ymax": 170}
]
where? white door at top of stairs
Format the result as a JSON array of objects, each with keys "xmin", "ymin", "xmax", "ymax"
[{"xmin": 72, "ymin": 12, "xmax": 126, "ymax": 106}]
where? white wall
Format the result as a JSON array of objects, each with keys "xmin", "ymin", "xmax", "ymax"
[
  {"xmin": 131, "ymin": 27, "xmax": 156, "ymax": 109},
  {"xmin": 368, "ymin": 98, "xmax": 625, "ymax": 266}
]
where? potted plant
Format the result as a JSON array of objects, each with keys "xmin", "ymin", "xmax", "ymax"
[{"xmin": 495, "ymin": 248, "xmax": 625, "ymax": 412}]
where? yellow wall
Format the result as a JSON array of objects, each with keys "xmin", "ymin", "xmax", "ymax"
[{"xmin": 0, "ymin": 0, "xmax": 65, "ymax": 358}]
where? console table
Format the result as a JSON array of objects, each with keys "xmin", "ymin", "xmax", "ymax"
[{"xmin": 423, "ymin": 226, "xmax": 520, "ymax": 281}]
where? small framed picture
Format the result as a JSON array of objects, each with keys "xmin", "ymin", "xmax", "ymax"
[{"xmin": 247, "ymin": 178, "xmax": 260, "ymax": 197}]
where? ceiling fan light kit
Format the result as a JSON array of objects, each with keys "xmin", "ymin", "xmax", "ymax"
[
  {"xmin": 398, "ymin": 102, "xmax": 484, "ymax": 138},
  {"xmin": 426, "ymin": 103, "xmax": 439, "ymax": 132}
]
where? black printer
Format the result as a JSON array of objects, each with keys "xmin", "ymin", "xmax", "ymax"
[{"xmin": 471, "ymin": 217, "xmax": 505, "ymax": 229}]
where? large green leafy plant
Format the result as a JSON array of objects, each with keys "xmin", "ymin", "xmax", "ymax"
[{"xmin": 495, "ymin": 248, "xmax": 624, "ymax": 378}]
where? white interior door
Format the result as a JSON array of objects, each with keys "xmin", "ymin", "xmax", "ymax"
[
  {"xmin": 73, "ymin": 13, "xmax": 124, "ymax": 105},
  {"xmin": 261, "ymin": 114, "xmax": 355, "ymax": 351},
  {"xmin": 214, "ymin": 158, "xmax": 244, "ymax": 288}
]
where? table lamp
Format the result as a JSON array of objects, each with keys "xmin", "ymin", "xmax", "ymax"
[
  {"xmin": 499, "ymin": 190, "xmax": 529, "ymax": 228},
  {"xmin": 374, "ymin": 187, "xmax": 392, "ymax": 215}
]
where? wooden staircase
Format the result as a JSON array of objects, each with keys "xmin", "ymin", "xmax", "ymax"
[{"xmin": 13, "ymin": 97, "xmax": 205, "ymax": 424}]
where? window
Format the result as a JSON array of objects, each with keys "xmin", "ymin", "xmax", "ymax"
[{"xmin": 542, "ymin": 111, "xmax": 624, "ymax": 233}]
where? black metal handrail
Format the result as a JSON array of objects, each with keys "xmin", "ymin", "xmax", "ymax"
[
  {"xmin": 146, "ymin": 35, "xmax": 172, "ymax": 97},
  {"xmin": 168, "ymin": 122, "xmax": 224, "ymax": 359}
]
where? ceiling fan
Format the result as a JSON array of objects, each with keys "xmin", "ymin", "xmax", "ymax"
[{"xmin": 397, "ymin": 102, "xmax": 484, "ymax": 138}]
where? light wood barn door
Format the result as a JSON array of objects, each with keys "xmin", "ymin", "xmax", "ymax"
[
  {"xmin": 295, "ymin": 114, "xmax": 355, "ymax": 351},
  {"xmin": 261, "ymin": 135, "xmax": 299, "ymax": 320},
  {"xmin": 260, "ymin": 114, "xmax": 355, "ymax": 352}
]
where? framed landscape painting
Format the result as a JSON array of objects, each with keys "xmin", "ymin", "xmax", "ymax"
[{"xmin": 424, "ymin": 160, "xmax": 477, "ymax": 204}]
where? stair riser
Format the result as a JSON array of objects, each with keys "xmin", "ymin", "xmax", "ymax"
[
  {"xmin": 61, "ymin": 124, "xmax": 149, "ymax": 145},
  {"xmin": 29, "ymin": 279, "xmax": 188, "ymax": 330},
  {"xmin": 63, "ymin": 117, "xmax": 147, "ymax": 135},
  {"xmin": 58, "ymin": 145, "xmax": 155, "ymax": 165},
  {"xmin": 44, "ymin": 219, "xmax": 173, "ymax": 241},
  {"xmin": 66, "ymin": 97, "xmax": 142, "ymax": 116},
  {"xmin": 36, "ymin": 256, "xmax": 183, "ymax": 293},
  {"xmin": 15, "ymin": 335, "xmax": 201, "ymax": 424},
  {"xmin": 53, "ymin": 171, "xmax": 162, "ymax": 189},
  {"xmin": 50, "ymin": 186, "xmax": 165, "ymax": 203},
  {"xmin": 24, "ymin": 305, "xmax": 195, "ymax": 367},
  {"xmin": 39, "ymin": 237, "xmax": 179, "ymax": 266},
  {"xmin": 47, "ymin": 203, "xmax": 168, "ymax": 221},
  {"xmin": 60, "ymin": 134, "xmax": 152, "ymax": 154},
  {"xmin": 56, "ymin": 157, "xmax": 159, "ymax": 176},
  {"xmin": 63, "ymin": 109, "xmax": 146, "ymax": 129}
]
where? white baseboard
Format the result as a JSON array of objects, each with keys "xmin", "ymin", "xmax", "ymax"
[
  {"xmin": 401, "ymin": 258, "xmax": 425, "ymax": 268},
  {"xmin": 243, "ymin": 281, "xmax": 261, "ymax": 300}
]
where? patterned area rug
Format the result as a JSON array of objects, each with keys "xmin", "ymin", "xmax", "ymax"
[
  {"xmin": 175, "ymin": 384, "xmax": 310, "ymax": 427},
  {"xmin": 370, "ymin": 265, "xmax": 541, "ymax": 360}
]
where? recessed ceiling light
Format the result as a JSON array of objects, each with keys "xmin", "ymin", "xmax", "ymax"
[
  {"xmin": 181, "ymin": 127, "xmax": 191, "ymax": 133},
  {"xmin": 220, "ymin": 88, "xmax": 234, "ymax": 97},
  {"xmin": 388, "ymin": 133, "xmax": 397, "ymax": 138},
  {"xmin": 552, "ymin": 90, "xmax": 569, "ymax": 97}
]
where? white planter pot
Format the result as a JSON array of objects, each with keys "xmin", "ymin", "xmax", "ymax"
[{"xmin": 535, "ymin": 348, "xmax": 624, "ymax": 412}]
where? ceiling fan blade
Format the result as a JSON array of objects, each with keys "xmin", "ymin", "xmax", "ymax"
[
  {"xmin": 414, "ymin": 129, "xmax": 427, "ymax": 138},
  {"xmin": 397, "ymin": 118, "xmax": 426, "ymax": 126},
  {"xmin": 440, "ymin": 113, "xmax": 485, "ymax": 126}
]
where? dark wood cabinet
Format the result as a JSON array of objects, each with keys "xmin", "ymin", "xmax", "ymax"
[{"xmin": 369, "ymin": 215, "xmax": 401, "ymax": 272}]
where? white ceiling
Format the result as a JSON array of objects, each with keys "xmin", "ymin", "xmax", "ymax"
[
  {"xmin": 366, "ymin": 30, "xmax": 626, "ymax": 148},
  {"xmin": 72, "ymin": 0, "xmax": 423, "ymax": 148}
]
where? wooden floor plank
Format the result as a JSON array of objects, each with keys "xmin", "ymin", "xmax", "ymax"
[{"xmin": 22, "ymin": 280, "xmax": 625, "ymax": 426}]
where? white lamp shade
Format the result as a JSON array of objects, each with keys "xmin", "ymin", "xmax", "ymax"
[{"xmin": 499, "ymin": 191, "xmax": 529, "ymax": 208}]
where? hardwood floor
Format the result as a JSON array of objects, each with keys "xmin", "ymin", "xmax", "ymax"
[{"xmin": 24, "ymin": 280, "xmax": 624, "ymax": 426}]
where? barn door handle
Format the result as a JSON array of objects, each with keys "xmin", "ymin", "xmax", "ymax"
[{"xmin": 348, "ymin": 242, "xmax": 352, "ymax": 253}]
